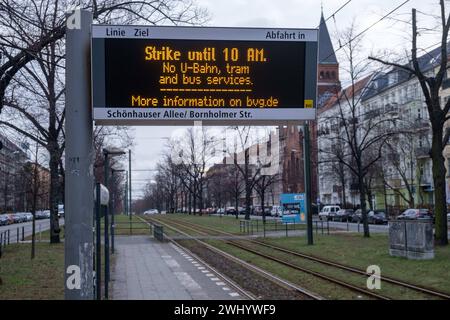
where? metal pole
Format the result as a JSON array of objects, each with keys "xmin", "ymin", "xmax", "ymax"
[
  {"xmin": 22, "ymin": 226, "xmax": 24, "ymax": 241},
  {"xmin": 64, "ymin": 8, "xmax": 94, "ymax": 300},
  {"xmin": 111, "ymin": 171, "xmax": 115, "ymax": 254},
  {"xmin": 104, "ymin": 153, "xmax": 110, "ymax": 299},
  {"xmin": 95, "ymin": 183, "xmax": 101, "ymax": 300},
  {"xmin": 302, "ymin": 124, "xmax": 314, "ymax": 245},
  {"xmin": 129, "ymin": 150, "xmax": 132, "ymax": 234}
]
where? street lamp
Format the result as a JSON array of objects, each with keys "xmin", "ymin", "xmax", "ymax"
[
  {"xmin": 102, "ymin": 147, "xmax": 125, "ymax": 300},
  {"xmin": 110, "ymin": 167, "xmax": 125, "ymax": 254}
]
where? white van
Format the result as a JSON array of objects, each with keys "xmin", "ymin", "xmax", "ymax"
[{"xmin": 318, "ymin": 205, "xmax": 341, "ymax": 221}]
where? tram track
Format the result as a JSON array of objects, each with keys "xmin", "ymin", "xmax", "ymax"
[{"xmin": 149, "ymin": 215, "xmax": 450, "ymax": 300}]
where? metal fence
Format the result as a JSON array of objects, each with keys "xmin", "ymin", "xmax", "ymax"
[
  {"xmin": 239, "ymin": 219, "xmax": 306, "ymax": 237},
  {"xmin": 0, "ymin": 223, "xmax": 49, "ymax": 258}
]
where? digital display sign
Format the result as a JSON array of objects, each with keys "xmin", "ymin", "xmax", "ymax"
[{"xmin": 91, "ymin": 26, "xmax": 318, "ymax": 125}]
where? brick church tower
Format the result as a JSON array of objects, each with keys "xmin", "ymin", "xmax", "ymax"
[
  {"xmin": 317, "ymin": 11, "xmax": 341, "ymax": 106},
  {"xmin": 278, "ymin": 11, "xmax": 340, "ymax": 205}
]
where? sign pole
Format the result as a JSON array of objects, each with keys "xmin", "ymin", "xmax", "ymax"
[
  {"xmin": 104, "ymin": 153, "xmax": 110, "ymax": 299},
  {"xmin": 64, "ymin": 9, "xmax": 94, "ymax": 299},
  {"xmin": 303, "ymin": 123, "xmax": 314, "ymax": 245},
  {"xmin": 129, "ymin": 150, "xmax": 132, "ymax": 230}
]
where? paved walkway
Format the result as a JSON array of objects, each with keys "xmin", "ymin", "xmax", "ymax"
[{"xmin": 111, "ymin": 235, "xmax": 244, "ymax": 300}]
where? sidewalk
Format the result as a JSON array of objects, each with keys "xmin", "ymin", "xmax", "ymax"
[{"xmin": 111, "ymin": 235, "xmax": 244, "ymax": 300}]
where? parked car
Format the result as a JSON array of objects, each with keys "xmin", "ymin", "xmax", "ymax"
[
  {"xmin": 35, "ymin": 210, "xmax": 45, "ymax": 219},
  {"xmin": 0, "ymin": 214, "xmax": 10, "ymax": 226},
  {"xmin": 143, "ymin": 209, "xmax": 159, "ymax": 215},
  {"xmin": 448, "ymin": 212, "xmax": 450, "ymax": 220},
  {"xmin": 397, "ymin": 208, "xmax": 433, "ymax": 221},
  {"xmin": 271, "ymin": 205, "xmax": 282, "ymax": 217},
  {"xmin": 226, "ymin": 207, "xmax": 236, "ymax": 215},
  {"xmin": 5, "ymin": 214, "xmax": 15, "ymax": 224},
  {"xmin": 349, "ymin": 209, "xmax": 362, "ymax": 223},
  {"xmin": 58, "ymin": 204, "xmax": 64, "ymax": 218},
  {"xmin": 216, "ymin": 208, "xmax": 226, "ymax": 215},
  {"xmin": 318, "ymin": 205, "xmax": 341, "ymax": 221},
  {"xmin": 238, "ymin": 207, "xmax": 247, "ymax": 215},
  {"xmin": 12, "ymin": 213, "xmax": 25, "ymax": 223},
  {"xmin": 334, "ymin": 209, "xmax": 354, "ymax": 222},
  {"xmin": 367, "ymin": 211, "xmax": 388, "ymax": 224},
  {"xmin": 24, "ymin": 212, "xmax": 33, "ymax": 222}
]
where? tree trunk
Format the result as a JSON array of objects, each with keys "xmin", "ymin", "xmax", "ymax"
[
  {"xmin": 430, "ymin": 122, "xmax": 448, "ymax": 245},
  {"xmin": 261, "ymin": 191, "xmax": 266, "ymax": 224},
  {"xmin": 245, "ymin": 181, "xmax": 251, "ymax": 220},
  {"xmin": 359, "ymin": 174, "xmax": 370, "ymax": 237},
  {"xmin": 48, "ymin": 142, "xmax": 60, "ymax": 244}
]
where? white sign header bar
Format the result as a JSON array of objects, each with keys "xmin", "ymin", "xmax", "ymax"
[{"xmin": 92, "ymin": 25, "xmax": 318, "ymax": 42}]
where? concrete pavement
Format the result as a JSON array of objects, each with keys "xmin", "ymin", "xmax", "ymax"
[{"xmin": 111, "ymin": 235, "xmax": 245, "ymax": 300}]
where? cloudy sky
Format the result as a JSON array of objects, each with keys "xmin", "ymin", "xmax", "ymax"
[{"xmin": 128, "ymin": 0, "xmax": 443, "ymax": 198}]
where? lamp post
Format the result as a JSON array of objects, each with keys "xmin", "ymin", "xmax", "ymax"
[
  {"xmin": 110, "ymin": 168, "xmax": 125, "ymax": 254},
  {"xmin": 102, "ymin": 147, "xmax": 125, "ymax": 300}
]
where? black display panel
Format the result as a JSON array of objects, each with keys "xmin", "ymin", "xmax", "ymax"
[{"xmin": 102, "ymin": 39, "xmax": 306, "ymax": 109}]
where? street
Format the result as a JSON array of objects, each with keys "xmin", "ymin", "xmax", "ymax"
[{"xmin": 0, "ymin": 218, "xmax": 65, "ymax": 243}]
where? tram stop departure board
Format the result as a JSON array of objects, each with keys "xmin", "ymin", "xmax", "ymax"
[{"xmin": 91, "ymin": 26, "xmax": 318, "ymax": 125}]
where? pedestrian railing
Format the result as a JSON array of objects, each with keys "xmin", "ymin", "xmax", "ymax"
[
  {"xmin": 0, "ymin": 224, "xmax": 49, "ymax": 259},
  {"xmin": 239, "ymin": 219, "xmax": 305, "ymax": 237},
  {"xmin": 0, "ymin": 226, "xmax": 25, "ymax": 258}
]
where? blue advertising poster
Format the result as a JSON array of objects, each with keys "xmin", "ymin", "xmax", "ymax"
[{"xmin": 280, "ymin": 193, "xmax": 306, "ymax": 223}]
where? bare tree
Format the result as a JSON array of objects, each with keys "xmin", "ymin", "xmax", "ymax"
[
  {"xmin": 0, "ymin": 0, "xmax": 207, "ymax": 243},
  {"xmin": 383, "ymin": 134, "xmax": 416, "ymax": 208},
  {"xmin": 254, "ymin": 172, "xmax": 278, "ymax": 223},
  {"xmin": 320, "ymin": 23, "xmax": 396, "ymax": 237},
  {"xmin": 369, "ymin": 1, "xmax": 449, "ymax": 245}
]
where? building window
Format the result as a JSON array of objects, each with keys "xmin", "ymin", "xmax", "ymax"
[{"xmin": 320, "ymin": 71, "xmax": 324, "ymax": 79}]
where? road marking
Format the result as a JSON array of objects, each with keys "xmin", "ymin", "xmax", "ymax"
[
  {"xmin": 206, "ymin": 274, "xmax": 214, "ymax": 277},
  {"xmin": 222, "ymin": 287, "xmax": 230, "ymax": 291},
  {"xmin": 174, "ymin": 272, "xmax": 202, "ymax": 290},
  {"xmin": 198, "ymin": 267, "xmax": 205, "ymax": 270},
  {"xmin": 216, "ymin": 282, "xmax": 226, "ymax": 286},
  {"xmin": 229, "ymin": 292, "xmax": 240, "ymax": 297},
  {"xmin": 201, "ymin": 270, "xmax": 209, "ymax": 273},
  {"xmin": 211, "ymin": 277, "xmax": 220, "ymax": 281}
]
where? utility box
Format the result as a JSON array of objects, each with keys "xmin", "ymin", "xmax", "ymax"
[{"xmin": 388, "ymin": 220, "xmax": 434, "ymax": 260}]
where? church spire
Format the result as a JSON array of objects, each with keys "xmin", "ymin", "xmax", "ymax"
[{"xmin": 318, "ymin": 10, "xmax": 338, "ymax": 65}]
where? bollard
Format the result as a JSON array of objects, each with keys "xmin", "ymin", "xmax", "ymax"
[
  {"xmin": 256, "ymin": 220, "xmax": 259, "ymax": 232},
  {"xmin": 7, "ymin": 229, "xmax": 10, "ymax": 244},
  {"xmin": 315, "ymin": 221, "xmax": 318, "ymax": 235},
  {"xmin": 347, "ymin": 219, "xmax": 349, "ymax": 231},
  {"xmin": 17, "ymin": 227, "xmax": 19, "ymax": 243},
  {"xmin": 358, "ymin": 222, "xmax": 360, "ymax": 233},
  {"xmin": 39, "ymin": 224, "xmax": 42, "ymax": 242},
  {"xmin": 327, "ymin": 221, "xmax": 329, "ymax": 235},
  {"xmin": 285, "ymin": 223, "xmax": 288, "ymax": 237},
  {"xmin": 22, "ymin": 226, "xmax": 24, "ymax": 241}
]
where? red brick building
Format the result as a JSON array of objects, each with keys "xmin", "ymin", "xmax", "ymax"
[{"xmin": 279, "ymin": 12, "xmax": 340, "ymax": 203}]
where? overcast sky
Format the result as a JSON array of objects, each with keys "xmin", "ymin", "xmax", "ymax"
[{"xmin": 128, "ymin": 0, "xmax": 443, "ymax": 198}]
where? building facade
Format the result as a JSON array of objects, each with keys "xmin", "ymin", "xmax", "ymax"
[{"xmin": 0, "ymin": 134, "xmax": 29, "ymax": 212}]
